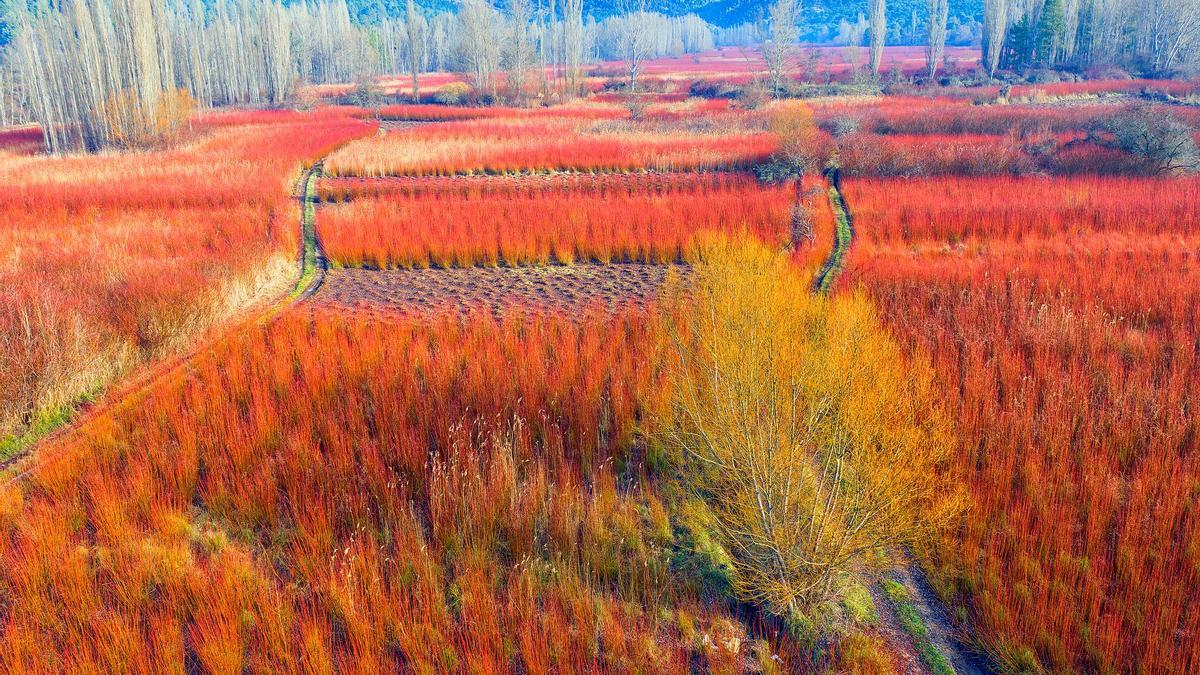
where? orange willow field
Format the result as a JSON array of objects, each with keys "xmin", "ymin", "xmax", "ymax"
[
  {"xmin": 845, "ymin": 174, "xmax": 1200, "ymax": 672},
  {"xmin": 2, "ymin": 311, "xmax": 748, "ymax": 671},
  {"xmin": 4, "ymin": 72, "xmax": 1200, "ymax": 674}
]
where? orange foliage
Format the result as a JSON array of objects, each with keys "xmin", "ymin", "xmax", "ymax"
[{"xmin": 0, "ymin": 111, "xmax": 374, "ymax": 441}]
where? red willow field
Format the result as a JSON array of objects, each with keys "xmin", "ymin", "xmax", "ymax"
[
  {"xmin": 317, "ymin": 173, "xmax": 798, "ymax": 267},
  {"xmin": 0, "ymin": 110, "xmax": 374, "ymax": 450},
  {"xmin": 3, "ymin": 71, "xmax": 1200, "ymax": 673},
  {"xmin": 0, "ymin": 309, "xmax": 805, "ymax": 672},
  {"xmin": 844, "ymin": 175, "xmax": 1200, "ymax": 672},
  {"xmin": 324, "ymin": 112, "xmax": 776, "ymax": 176}
]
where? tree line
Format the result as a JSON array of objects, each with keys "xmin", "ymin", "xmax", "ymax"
[
  {"xmin": 0, "ymin": 0, "xmax": 726, "ymax": 151},
  {"xmin": 2, "ymin": 0, "xmax": 1197, "ymax": 153},
  {"xmin": 761, "ymin": 0, "xmax": 1198, "ymax": 81},
  {"xmin": 981, "ymin": 0, "xmax": 1200, "ymax": 75}
]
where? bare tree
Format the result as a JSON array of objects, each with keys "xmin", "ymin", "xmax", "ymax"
[
  {"xmin": 617, "ymin": 0, "xmax": 651, "ymax": 103},
  {"xmin": 983, "ymin": 0, "xmax": 1009, "ymax": 76},
  {"xmin": 762, "ymin": 0, "xmax": 801, "ymax": 96},
  {"xmin": 406, "ymin": 0, "xmax": 423, "ymax": 99},
  {"xmin": 868, "ymin": 0, "xmax": 886, "ymax": 75},
  {"xmin": 1144, "ymin": 0, "xmax": 1200, "ymax": 74},
  {"xmin": 562, "ymin": 0, "xmax": 584, "ymax": 99},
  {"xmin": 457, "ymin": 0, "xmax": 502, "ymax": 100},
  {"xmin": 505, "ymin": 0, "xmax": 534, "ymax": 104},
  {"xmin": 926, "ymin": 0, "xmax": 949, "ymax": 80}
]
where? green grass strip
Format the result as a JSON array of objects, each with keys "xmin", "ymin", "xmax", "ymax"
[
  {"xmin": 292, "ymin": 167, "xmax": 323, "ymax": 298},
  {"xmin": 883, "ymin": 580, "xmax": 956, "ymax": 675},
  {"xmin": 815, "ymin": 177, "xmax": 853, "ymax": 294}
]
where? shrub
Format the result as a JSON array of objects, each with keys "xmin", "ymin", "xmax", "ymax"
[
  {"xmin": 434, "ymin": 82, "xmax": 471, "ymax": 106},
  {"xmin": 101, "ymin": 87, "xmax": 196, "ymax": 149},
  {"xmin": 343, "ymin": 80, "xmax": 384, "ymax": 108},
  {"xmin": 1100, "ymin": 105, "xmax": 1199, "ymax": 175},
  {"xmin": 657, "ymin": 235, "xmax": 965, "ymax": 619},
  {"xmin": 756, "ymin": 101, "xmax": 831, "ymax": 182}
]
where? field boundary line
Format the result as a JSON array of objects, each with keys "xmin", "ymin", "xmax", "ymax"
[{"xmin": 809, "ymin": 170, "xmax": 994, "ymax": 673}]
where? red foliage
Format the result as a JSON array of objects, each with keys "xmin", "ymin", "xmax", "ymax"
[
  {"xmin": 324, "ymin": 115, "xmax": 776, "ymax": 176},
  {"xmin": 317, "ymin": 173, "xmax": 797, "ymax": 267},
  {"xmin": 0, "ymin": 309, "xmax": 794, "ymax": 671},
  {"xmin": 844, "ymin": 175, "xmax": 1200, "ymax": 673},
  {"xmin": 0, "ymin": 110, "xmax": 375, "ymax": 439},
  {"xmin": 845, "ymin": 176, "xmax": 1200, "ymax": 243},
  {"xmin": 0, "ymin": 126, "xmax": 43, "ymax": 155}
]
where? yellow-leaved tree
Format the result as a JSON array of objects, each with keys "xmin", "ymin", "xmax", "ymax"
[{"xmin": 658, "ymin": 235, "xmax": 964, "ymax": 621}]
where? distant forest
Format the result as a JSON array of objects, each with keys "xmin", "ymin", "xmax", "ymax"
[
  {"xmin": 0, "ymin": 0, "xmax": 983, "ymax": 50},
  {"xmin": 337, "ymin": 0, "xmax": 985, "ymax": 42}
]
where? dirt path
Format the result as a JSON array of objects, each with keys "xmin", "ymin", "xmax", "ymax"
[
  {"xmin": 885, "ymin": 561, "xmax": 993, "ymax": 675},
  {"xmin": 868, "ymin": 582, "xmax": 929, "ymax": 674},
  {"xmin": 293, "ymin": 163, "xmax": 328, "ymax": 300},
  {"xmin": 813, "ymin": 169, "xmax": 854, "ymax": 294}
]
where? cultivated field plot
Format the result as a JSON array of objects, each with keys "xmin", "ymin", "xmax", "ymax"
[
  {"xmin": 313, "ymin": 264, "xmax": 688, "ymax": 318},
  {"xmin": 845, "ymin": 174, "xmax": 1200, "ymax": 673},
  {"xmin": 309, "ymin": 150, "xmax": 833, "ymax": 319},
  {"xmin": 811, "ymin": 98, "xmax": 1198, "ymax": 176},
  {"xmin": 323, "ymin": 109, "xmax": 776, "ymax": 176},
  {"xmin": 0, "ymin": 308, "xmax": 734, "ymax": 671},
  {"xmin": 317, "ymin": 172, "xmax": 797, "ymax": 268}
]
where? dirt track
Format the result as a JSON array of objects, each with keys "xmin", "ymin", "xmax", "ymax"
[{"xmin": 309, "ymin": 263, "xmax": 688, "ymax": 318}]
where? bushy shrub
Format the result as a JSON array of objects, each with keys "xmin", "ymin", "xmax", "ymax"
[
  {"xmin": 342, "ymin": 81, "xmax": 384, "ymax": 108},
  {"xmin": 1100, "ymin": 105, "xmax": 1199, "ymax": 175},
  {"xmin": 434, "ymin": 82, "xmax": 471, "ymax": 106},
  {"xmin": 755, "ymin": 101, "xmax": 832, "ymax": 182},
  {"xmin": 688, "ymin": 80, "xmax": 743, "ymax": 100},
  {"xmin": 101, "ymin": 87, "xmax": 196, "ymax": 149}
]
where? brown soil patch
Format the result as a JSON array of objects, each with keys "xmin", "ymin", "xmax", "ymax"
[
  {"xmin": 309, "ymin": 263, "xmax": 688, "ymax": 318},
  {"xmin": 378, "ymin": 121, "xmax": 426, "ymax": 132}
]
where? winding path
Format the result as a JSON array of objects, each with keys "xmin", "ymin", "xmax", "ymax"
[
  {"xmin": 817, "ymin": 173, "xmax": 994, "ymax": 674},
  {"xmin": 813, "ymin": 169, "xmax": 854, "ymax": 294},
  {"xmin": 293, "ymin": 162, "xmax": 328, "ymax": 300}
]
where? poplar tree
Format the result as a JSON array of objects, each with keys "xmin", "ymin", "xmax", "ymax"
[
  {"xmin": 868, "ymin": 0, "xmax": 886, "ymax": 75},
  {"xmin": 926, "ymin": 0, "xmax": 949, "ymax": 79}
]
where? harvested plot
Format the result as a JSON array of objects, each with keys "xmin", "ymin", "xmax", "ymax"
[
  {"xmin": 323, "ymin": 115, "xmax": 776, "ymax": 176},
  {"xmin": 311, "ymin": 263, "xmax": 687, "ymax": 318},
  {"xmin": 845, "ymin": 175, "xmax": 1200, "ymax": 673},
  {"xmin": 317, "ymin": 173, "xmax": 797, "ymax": 268}
]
